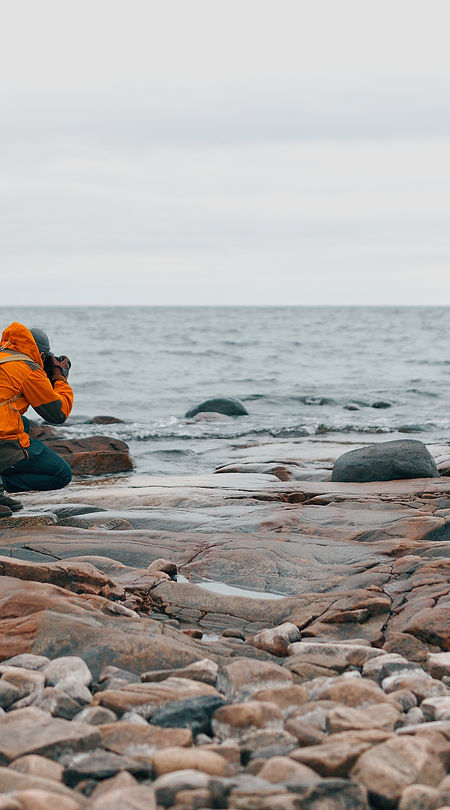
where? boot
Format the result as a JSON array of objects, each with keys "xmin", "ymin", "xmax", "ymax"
[
  {"xmin": 0, "ymin": 494, "xmax": 23, "ymax": 512},
  {"xmin": 0, "ymin": 504, "xmax": 12, "ymax": 518}
]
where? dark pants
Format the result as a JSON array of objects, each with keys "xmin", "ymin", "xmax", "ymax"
[{"xmin": 1, "ymin": 417, "xmax": 72, "ymax": 493}]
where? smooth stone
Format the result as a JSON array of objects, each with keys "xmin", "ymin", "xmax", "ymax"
[
  {"xmin": 28, "ymin": 687, "xmax": 83, "ymax": 720},
  {"xmin": 89, "ymin": 771, "xmax": 137, "ymax": 800},
  {"xmin": 332, "ymin": 439, "xmax": 439, "ymax": 482},
  {"xmin": 9, "ymin": 754, "xmax": 64, "ymax": 782},
  {"xmin": 212, "ymin": 701, "xmax": 283, "ymax": 740},
  {"xmin": 257, "ymin": 755, "xmax": 320, "ymax": 784},
  {"xmin": 1, "ymin": 668, "xmax": 45, "ymax": 701},
  {"xmin": 141, "ymin": 658, "xmax": 218, "ymax": 686},
  {"xmin": 62, "ymin": 749, "xmax": 149, "ymax": 787},
  {"xmin": 90, "ymin": 785, "xmax": 157, "ymax": 810},
  {"xmin": 43, "ymin": 658, "xmax": 92, "ymax": 689},
  {"xmin": 399, "ymin": 784, "xmax": 441, "ymax": 810},
  {"xmin": 249, "ymin": 623, "xmax": 300, "ymax": 656},
  {"xmin": 287, "ymin": 641, "xmax": 385, "ymax": 673},
  {"xmin": 185, "ymin": 397, "xmax": 248, "ymax": 418},
  {"xmin": 290, "ymin": 729, "xmax": 393, "ymax": 777},
  {"xmin": 382, "ymin": 672, "xmax": 449, "ymax": 700},
  {"xmin": 73, "ymin": 707, "xmax": 117, "ymax": 725},
  {"xmin": 92, "ymin": 678, "xmax": 220, "ymax": 719},
  {"xmin": 119, "ymin": 712, "xmax": 149, "ymax": 726},
  {"xmin": 311, "ymin": 676, "xmax": 398, "ymax": 709},
  {"xmin": 0, "ymin": 708, "xmax": 101, "ymax": 765},
  {"xmin": 151, "ymin": 769, "xmax": 211, "ymax": 807},
  {"xmin": 217, "ymin": 658, "xmax": 293, "ymax": 702},
  {"xmin": 351, "ymin": 735, "xmax": 447, "ymax": 806},
  {"xmin": 7, "ymin": 789, "xmax": 82, "ymax": 809},
  {"xmin": 0, "ymin": 655, "xmax": 50, "ymax": 671},
  {"xmin": 0, "ymin": 682, "xmax": 20, "ymax": 710},
  {"xmin": 254, "ymin": 685, "xmax": 310, "ymax": 718},
  {"xmin": 428, "ymin": 652, "xmax": 450, "ymax": 680},
  {"xmin": 0, "ymin": 765, "xmax": 90, "ymax": 805},
  {"xmin": 97, "ymin": 722, "xmax": 193, "ymax": 757},
  {"xmin": 151, "ymin": 746, "xmax": 229, "ymax": 777},
  {"xmin": 362, "ymin": 654, "xmax": 422, "ymax": 683},
  {"xmin": 421, "ymin": 696, "xmax": 450, "ymax": 721}
]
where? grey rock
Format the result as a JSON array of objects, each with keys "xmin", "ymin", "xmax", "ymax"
[
  {"xmin": 0, "ymin": 654, "xmax": 50, "ymax": 671},
  {"xmin": 150, "ymin": 695, "xmax": 226, "ymax": 737},
  {"xmin": 43, "ymin": 657, "xmax": 93, "ymax": 689},
  {"xmin": 185, "ymin": 397, "xmax": 248, "ymax": 418},
  {"xmin": 63, "ymin": 749, "xmax": 150, "ymax": 787},
  {"xmin": 332, "ymin": 439, "xmax": 439, "ymax": 482}
]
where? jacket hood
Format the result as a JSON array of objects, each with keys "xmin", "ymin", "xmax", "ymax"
[{"xmin": 0, "ymin": 322, "xmax": 44, "ymax": 367}]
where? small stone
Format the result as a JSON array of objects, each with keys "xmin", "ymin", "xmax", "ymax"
[
  {"xmin": 0, "ymin": 655, "xmax": 49, "ymax": 671},
  {"xmin": 249, "ymin": 623, "xmax": 300, "ymax": 656},
  {"xmin": 73, "ymin": 706, "xmax": 117, "ymax": 725},
  {"xmin": 382, "ymin": 672, "xmax": 449, "ymax": 700},
  {"xmin": 147, "ymin": 559, "xmax": 177, "ymax": 578},
  {"xmin": 222, "ymin": 628, "xmax": 245, "ymax": 640},
  {"xmin": 290, "ymin": 729, "xmax": 392, "ymax": 777},
  {"xmin": 63, "ymin": 749, "xmax": 149, "ymax": 787},
  {"xmin": 258, "ymin": 755, "xmax": 320, "ymax": 784},
  {"xmin": 141, "ymin": 658, "xmax": 218, "ymax": 686},
  {"xmin": 56, "ymin": 679, "xmax": 92, "ymax": 705},
  {"xmin": 1, "ymin": 668, "xmax": 45, "ymax": 701},
  {"xmin": 362, "ymin": 654, "xmax": 422, "ymax": 683},
  {"xmin": 283, "ymin": 718, "xmax": 326, "ymax": 747},
  {"xmin": 217, "ymin": 658, "xmax": 293, "ymax": 702},
  {"xmin": 90, "ymin": 784, "xmax": 157, "ymax": 809},
  {"xmin": 9, "ymin": 789, "xmax": 81, "ymax": 810},
  {"xmin": 29, "ymin": 687, "xmax": 83, "ymax": 720},
  {"xmin": 151, "ymin": 769, "xmax": 210, "ymax": 807},
  {"xmin": 212, "ymin": 701, "xmax": 282, "ymax": 740},
  {"xmin": 182, "ymin": 629, "xmax": 203, "ymax": 639},
  {"xmin": 254, "ymin": 685, "xmax": 309, "ymax": 717},
  {"xmin": 392, "ymin": 690, "xmax": 418, "ymax": 713},
  {"xmin": 399, "ymin": 783, "xmax": 442, "ymax": 810},
  {"xmin": 9, "ymin": 754, "xmax": 64, "ymax": 782},
  {"xmin": 120, "ymin": 711, "xmax": 149, "ymax": 725},
  {"xmin": 325, "ymin": 703, "xmax": 401, "ymax": 733},
  {"xmin": 422, "ymin": 697, "xmax": 450, "ymax": 722},
  {"xmin": 313, "ymin": 675, "xmax": 397, "ymax": 709},
  {"xmin": 287, "ymin": 641, "xmax": 385, "ymax": 673},
  {"xmin": 351, "ymin": 735, "xmax": 447, "ymax": 806},
  {"xmin": 98, "ymin": 722, "xmax": 193, "ymax": 757},
  {"xmin": 43, "ymin": 657, "xmax": 92, "ymax": 689},
  {"xmin": 428, "ymin": 653, "xmax": 450, "ymax": 680},
  {"xmin": 0, "ymin": 707, "xmax": 101, "ymax": 764},
  {"xmin": 152, "ymin": 746, "xmax": 229, "ymax": 777},
  {"xmin": 0, "ymin": 682, "xmax": 20, "ymax": 710},
  {"xmin": 90, "ymin": 770, "xmax": 138, "ymax": 800}
]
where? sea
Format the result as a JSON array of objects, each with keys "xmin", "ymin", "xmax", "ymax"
[{"xmin": 1, "ymin": 306, "xmax": 449, "ymax": 476}]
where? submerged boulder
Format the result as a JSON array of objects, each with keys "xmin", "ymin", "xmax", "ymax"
[
  {"xmin": 185, "ymin": 397, "xmax": 248, "ymax": 418},
  {"xmin": 332, "ymin": 440, "xmax": 439, "ymax": 483}
]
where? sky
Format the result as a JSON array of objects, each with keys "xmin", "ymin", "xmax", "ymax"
[{"xmin": 1, "ymin": 0, "xmax": 449, "ymax": 305}]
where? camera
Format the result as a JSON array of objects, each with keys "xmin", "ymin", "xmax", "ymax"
[{"xmin": 44, "ymin": 352, "xmax": 71, "ymax": 381}]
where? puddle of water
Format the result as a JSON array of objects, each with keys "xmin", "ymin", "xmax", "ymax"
[{"xmin": 176, "ymin": 574, "xmax": 285, "ymax": 600}]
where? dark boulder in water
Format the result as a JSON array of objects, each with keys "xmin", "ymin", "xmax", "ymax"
[
  {"xmin": 185, "ymin": 397, "xmax": 248, "ymax": 418},
  {"xmin": 332, "ymin": 439, "xmax": 439, "ymax": 483},
  {"xmin": 372, "ymin": 400, "xmax": 392, "ymax": 409}
]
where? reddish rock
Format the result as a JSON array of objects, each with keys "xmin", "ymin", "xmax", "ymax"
[
  {"xmin": 151, "ymin": 746, "xmax": 229, "ymax": 777},
  {"xmin": 351, "ymin": 735, "xmax": 447, "ymax": 806},
  {"xmin": 217, "ymin": 659, "xmax": 293, "ymax": 702},
  {"xmin": 28, "ymin": 422, "xmax": 133, "ymax": 475},
  {"xmin": 98, "ymin": 721, "xmax": 193, "ymax": 756},
  {"xmin": 290, "ymin": 729, "xmax": 393, "ymax": 777},
  {"xmin": 212, "ymin": 701, "xmax": 283, "ymax": 740}
]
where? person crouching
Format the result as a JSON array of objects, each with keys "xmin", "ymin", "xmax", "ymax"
[{"xmin": 0, "ymin": 322, "xmax": 73, "ymax": 517}]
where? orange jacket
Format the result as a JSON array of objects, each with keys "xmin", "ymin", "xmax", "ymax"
[{"xmin": 0, "ymin": 322, "xmax": 73, "ymax": 472}]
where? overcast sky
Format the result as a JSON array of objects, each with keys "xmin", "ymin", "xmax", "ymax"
[{"xmin": 1, "ymin": 0, "xmax": 449, "ymax": 305}]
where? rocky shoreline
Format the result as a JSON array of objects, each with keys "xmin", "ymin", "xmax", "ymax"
[{"xmin": 0, "ymin": 432, "xmax": 449, "ymax": 809}]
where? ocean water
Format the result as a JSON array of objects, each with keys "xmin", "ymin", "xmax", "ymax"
[{"xmin": 1, "ymin": 306, "xmax": 449, "ymax": 475}]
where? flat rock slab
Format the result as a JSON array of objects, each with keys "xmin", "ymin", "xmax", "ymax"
[{"xmin": 0, "ymin": 707, "xmax": 101, "ymax": 764}]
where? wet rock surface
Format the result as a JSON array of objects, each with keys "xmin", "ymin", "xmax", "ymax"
[{"xmin": 0, "ymin": 440, "xmax": 449, "ymax": 808}]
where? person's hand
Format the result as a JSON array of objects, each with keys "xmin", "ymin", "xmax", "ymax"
[{"xmin": 51, "ymin": 355, "xmax": 71, "ymax": 382}]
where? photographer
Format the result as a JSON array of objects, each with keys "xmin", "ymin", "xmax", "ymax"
[{"xmin": 0, "ymin": 322, "xmax": 73, "ymax": 517}]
